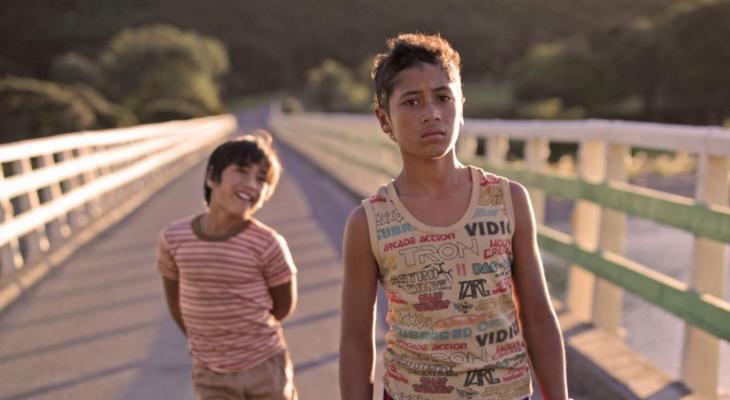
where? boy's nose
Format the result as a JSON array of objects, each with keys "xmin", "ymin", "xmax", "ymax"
[
  {"xmin": 421, "ymin": 102, "xmax": 441, "ymax": 123},
  {"xmin": 242, "ymin": 176, "xmax": 258, "ymax": 189}
]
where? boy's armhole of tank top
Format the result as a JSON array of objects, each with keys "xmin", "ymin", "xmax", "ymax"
[{"xmin": 359, "ymin": 199, "xmax": 384, "ymax": 273}]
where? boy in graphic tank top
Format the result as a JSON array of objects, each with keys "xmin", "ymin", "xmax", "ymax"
[{"xmin": 339, "ymin": 34, "xmax": 570, "ymax": 400}]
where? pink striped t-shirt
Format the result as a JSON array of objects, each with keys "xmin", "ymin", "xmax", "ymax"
[{"xmin": 156, "ymin": 215, "xmax": 297, "ymax": 372}]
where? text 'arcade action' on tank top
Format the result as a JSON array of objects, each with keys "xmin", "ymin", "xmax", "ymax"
[{"xmin": 362, "ymin": 166, "xmax": 533, "ymax": 400}]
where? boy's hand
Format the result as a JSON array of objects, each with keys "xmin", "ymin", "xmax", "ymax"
[
  {"xmin": 162, "ymin": 276, "xmax": 187, "ymax": 335},
  {"xmin": 269, "ymin": 279, "xmax": 297, "ymax": 321}
]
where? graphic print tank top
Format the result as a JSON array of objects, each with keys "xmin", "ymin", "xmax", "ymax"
[{"xmin": 362, "ymin": 166, "xmax": 533, "ymax": 400}]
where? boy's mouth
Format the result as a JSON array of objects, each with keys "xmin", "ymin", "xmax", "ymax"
[
  {"xmin": 421, "ymin": 129, "xmax": 445, "ymax": 138},
  {"xmin": 237, "ymin": 192, "xmax": 253, "ymax": 202}
]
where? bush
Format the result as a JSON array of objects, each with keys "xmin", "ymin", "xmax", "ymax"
[
  {"xmin": 50, "ymin": 52, "xmax": 103, "ymax": 88},
  {"xmin": 0, "ymin": 77, "xmax": 140, "ymax": 143},
  {"xmin": 515, "ymin": 98, "xmax": 586, "ymax": 120},
  {"xmin": 512, "ymin": 39, "xmax": 623, "ymax": 110},
  {"xmin": 280, "ymin": 96, "xmax": 304, "ymax": 114},
  {"xmin": 67, "ymin": 84, "xmax": 138, "ymax": 128},
  {"xmin": 137, "ymin": 98, "xmax": 209, "ymax": 123},
  {"xmin": 0, "ymin": 77, "xmax": 96, "ymax": 142},
  {"xmin": 305, "ymin": 59, "xmax": 370, "ymax": 112},
  {"xmin": 99, "ymin": 24, "xmax": 229, "ymax": 119}
]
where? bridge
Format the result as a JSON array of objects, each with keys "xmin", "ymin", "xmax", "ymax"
[{"xmin": 0, "ymin": 106, "xmax": 728, "ymax": 399}]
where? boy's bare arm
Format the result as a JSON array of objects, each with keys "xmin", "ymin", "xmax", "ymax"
[
  {"xmin": 510, "ymin": 181, "xmax": 569, "ymax": 400},
  {"xmin": 269, "ymin": 278, "xmax": 297, "ymax": 321},
  {"xmin": 162, "ymin": 276, "xmax": 187, "ymax": 336},
  {"xmin": 340, "ymin": 206, "xmax": 379, "ymax": 400}
]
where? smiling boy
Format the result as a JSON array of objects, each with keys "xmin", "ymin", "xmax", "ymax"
[
  {"xmin": 157, "ymin": 131, "xmax": 298, "ymax": 400},
  {"xmin": 339, "ymin": 34, "xmax": 569, "ymax": 400}
]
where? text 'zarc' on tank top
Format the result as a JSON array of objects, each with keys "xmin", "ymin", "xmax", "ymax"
[{"xmin": 362, "ymin": 166, "xmax": 533, "ymax": 400}]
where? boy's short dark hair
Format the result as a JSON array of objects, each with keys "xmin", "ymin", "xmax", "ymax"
[
  {"xmin": 204, "ymin": 130, "xmax": 281, "ymax": 205},
  {"xmin": 372, "ymin": 33, "xmax": 462, "ymax": 112}
]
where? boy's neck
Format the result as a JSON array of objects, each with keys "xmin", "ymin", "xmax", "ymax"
[
  {"xmin": 396, "ymin": 151, "xmax": 466, "ymax": 195},
  {"xmin": 199, "ymin": 210, "xmax": 250, "ymax": 237}
]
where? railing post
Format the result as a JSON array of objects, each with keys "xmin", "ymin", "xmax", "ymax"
[
  {"xmin": 10, "ymin": 159, "xmax": 49, "ymax": 261},
  {"xmin": 681, "ymin": 153, "xmax": 728, "ymax": 399},
  {"xmin": 487, "ymin": 136, "xmax": 509, "ymax": 167},
  {"xmin": 38, "ymin": 154, "xmax": 71, "ymax": 245},
  {"xmin": 456, "ymin": 133, "xmax": 478, "ymax": 163},
  {"xmin": 592, "ymin": 143, "xmax": 628, "ymax": 336},
  {"xmin": 567, "ymin": 138, "xmax": 606, "ymax": 320},
  {"xmin": 59, "ymin": 150, "xmax": 90, "ymax": 228},
  {"xmin": 77, "ymin": 147, "xmax": 104, "ymax": 218},
  {"xmin": 0, "ymin": 175, "xmax": 24, "ymax": 272},
  {"xmin": 525, "ymin": 138, "xmax": 549, "ymax": 224}
]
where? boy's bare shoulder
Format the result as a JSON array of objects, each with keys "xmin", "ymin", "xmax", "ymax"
[
  {"xmin": 508, "ymin": 180, "xmax": 532, "ymax": 218},
  {"xmin": 508, "ymin": 179, "xmax": 528, "ymax": 198},
  {"xmin": 345, "ymin": 204, "xmax": 368, "ymax": 230},
  {"xmin": 345, "ymin": 188, "xmax": 390, "ymax": 236}
]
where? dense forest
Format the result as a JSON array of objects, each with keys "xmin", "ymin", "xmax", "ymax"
[
  {"xmin": 0, "ymin": 0, "xmax": 676, "ymax": 94},
  {"xmin": 2, "ymin": 0, "xmax": 729, "ymax": 141}
]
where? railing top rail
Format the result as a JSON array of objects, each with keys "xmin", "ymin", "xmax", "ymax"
[
  {"xmin": 464, "ymin": 118, "xmax": 730, "ymax": 156},
  {"xmin": 0, "ymin": 115, "xmax": 228, "ymax": 163},
  {"xmin": 287, "ymin": 114, "xmax": 730, "ymax": 156},
  {"xmin": 0, "ymin": 114, "xmax": 236, "ymax": 248},
  {"xmin": 0, "ymin": 136, "xmax": 176, "ymax": 200}
]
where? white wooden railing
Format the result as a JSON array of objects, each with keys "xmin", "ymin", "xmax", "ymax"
[{"xmin": 0, "ymin": 115, "xmax": 236, "ymax": 306}]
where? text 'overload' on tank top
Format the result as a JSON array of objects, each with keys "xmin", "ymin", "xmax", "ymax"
[{"xmin": 362, "ymin": 166, "xmax": 533, "ymax": 400}]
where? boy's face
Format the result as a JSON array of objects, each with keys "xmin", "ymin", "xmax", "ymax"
[
  {"xmin": 206, "ymin": 162, "xmax": 269, "ymax": 220},
  {"xmin": 375, "ymin": 62, "xmax": 464, "ymax": 161}
]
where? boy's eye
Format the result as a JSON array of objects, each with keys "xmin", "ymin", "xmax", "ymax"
[
  {"xmin": 437, "ymin": 95, "xmax": 452, "ymax": 102},
  {"xmin": 256, "ymin": 175, "xmax": 267, "ymax": 183},
  {"xmin": 403, "ymin": 99, "xmax": 419, "ymax": 107}
]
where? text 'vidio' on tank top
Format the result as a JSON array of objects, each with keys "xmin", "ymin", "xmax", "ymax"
[{"xmin": 362, "ymin": 166, "xmax": 533, "ymax": 400}]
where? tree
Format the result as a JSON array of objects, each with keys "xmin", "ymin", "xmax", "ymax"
[
  {"xmin": 0, "ymin": 77, "xmax": 95, "ymax": 142},
  {"xmin": 512, "ymin": 37, "xmax": 624, "ymax": 113},
  {"xmin": 50, "ymin": 52, "xmax": 103, "ymax": 88},
  {"xmin": 650, "ymin": 0, "xmax": 730, "ymax": 123},
  {"xmin": 305, "ymin": 59, "xmax": 370, "ymax": 112},
  {"xmin": 0, "ymin": 77, "xmax": 138, "ymax": 142},
  {"xmin": 605, "ymin": 0, "xmax": 730, "ymax": 124},
  {"xmin": 99, "ymin": 24, "xmax": 229, "ymax": 121}
]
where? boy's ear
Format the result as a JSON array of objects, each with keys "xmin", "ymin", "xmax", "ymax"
[
  {"xmin": 205, "ymin": 168, "xmax": 215, "ymax": 188},
  {"xmin": 374, "ymin": 107, "xmax": 392, "ymax": 134},
  {"xmin": 375, "ymin": 107, "xmax": 397, "ymax": 142}
]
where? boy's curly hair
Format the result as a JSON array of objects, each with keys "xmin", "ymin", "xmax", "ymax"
[{"xmin": 372, "ymin": 33, "xmax": 462, "ymax": 112}]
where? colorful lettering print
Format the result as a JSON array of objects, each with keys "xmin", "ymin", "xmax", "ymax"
[{"xmin": 367, "ymin": 170, "xmax": 532, "ymax": 399}]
